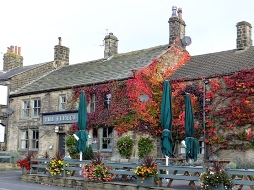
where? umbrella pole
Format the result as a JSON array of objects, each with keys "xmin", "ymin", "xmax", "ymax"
[{"xmin": 79, "ymin": 152, "xmax": 82, "ymax": 175}]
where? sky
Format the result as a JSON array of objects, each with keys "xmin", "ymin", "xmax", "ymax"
[{"xmin": 0, "ymin": 0, "xmax": 254, "ymax": 70}]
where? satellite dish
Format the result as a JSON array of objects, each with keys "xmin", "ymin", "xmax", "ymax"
[
  {"xmin": 140, "ymin": 95, "xmax": 149, "ymax": 102},
  {"xmin": 181, "ymin": 36, "xmax": 192, "ymax": 46}
]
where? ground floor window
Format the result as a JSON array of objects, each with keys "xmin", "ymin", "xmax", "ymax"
[
  {"xmin": 88, "ymin": 126, "xmax": 113, "ymax": 152},
  {"xmin": 19, "ymin": 128, "xmax": 39, "ymax": 150},
  {"xmin": 179, "ymin": 139, "xmax": 204, "ymax": 155}
]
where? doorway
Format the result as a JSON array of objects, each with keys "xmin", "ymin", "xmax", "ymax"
[{"xmin": 58, "ymin": 133, "xmax": 65, "ymax": 155}]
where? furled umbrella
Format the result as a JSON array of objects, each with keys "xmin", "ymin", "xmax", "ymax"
[
  {"xmin": 184, "ymin": 93, "xmax": 199, "ymax": 162},
  {"xmin": 74, "ymin": 91, "xmax": 88, "ymax": 161},
  {"xmin": 160, "ymin": 80, "xmax": 173, "ymax": 157}
]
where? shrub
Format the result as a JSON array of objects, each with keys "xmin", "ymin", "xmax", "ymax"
[
  {"xmin": 117, "ymin": 135, "xmax": 134, "ymax": 159},
  {"xmin": 65, "ymin": 135, "xmax": 79, "ymax": 159},
  {"xmin": 82, "ymin": 145, "xmax": 94, "ymax": 160},
  {"xmin": 138, "ymin": 137, "xmax": 153, "ymax": 158}
]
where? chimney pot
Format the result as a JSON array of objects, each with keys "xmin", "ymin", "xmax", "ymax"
[
  {"xmin": 15, "ymin": 46, "xmax": 18, "ymax": 54},
  {"xmin": 172, "ymin": 6, "xmax": 177, "ymax": 17},
  {"xmin": 177, "ymin": 8, "xmax": 182, "ymax": 19},
  {"xmin": 58, "ymin": 37, "xmax": 62, "ymax": 46},
  {"xmin": 18, "ymin": 47, "xmax": 21, "ymax": 56}
]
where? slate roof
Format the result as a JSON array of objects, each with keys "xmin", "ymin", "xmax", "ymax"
[
  {"xmin": 12, "ymin": 45, "xmax": 168, "ymax": 95},
  {"xmin": 0, "ymin": 62, "xmax": 50, "ymax": 80},
  {"xmin": 170, "ymin": 46, "xmax": 254, "ymax": 80}
]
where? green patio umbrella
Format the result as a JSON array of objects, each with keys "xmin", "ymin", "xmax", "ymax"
[
  {"xmin": 184, "ymin": 94, "xmax": 199, "ymax": 162},
  {"xmin": 75, "ymin": 91, "xmax": 88, "ymax": 161},
  {"xmin": 160, "ymin": 80, "xmax": 173, "ymax": 157}
]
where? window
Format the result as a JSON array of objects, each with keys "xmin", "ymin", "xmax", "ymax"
[
  {"xmin": 19, "ymin": 129, "xmax": 39, "ymax": 150},
  {"xmin": 179, "ymin": 140, "xmax": 204, "ymax": 155},
  {"xmin": 20, "ymin": 130, "xmax": 28, "ymax": 149},
  {"xmin": 32, "ymin": 99, "xmax": 41, "ymax": 117},
  {"xmin": 22, "ymin": 100, "xmax": 30, "ymax": 118},
  {"xmin": 104, "ymin": 93, "xmax": 111, "ymax": 109},
  {"xmin": 87, "ymin": 94, "xmax": 96, "ymax": 113},
  {"xmin": 101, "ymin": 127, "xmax": 113, "ymax": 151},
  {"xmin": 30, "ymin": 129, "xmax": 39, "ymax": 149},
  {"xmin": 59, "ymin": 95, "xmax": 66, "ymax": 111}
]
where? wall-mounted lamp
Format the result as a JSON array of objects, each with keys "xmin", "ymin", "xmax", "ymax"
[
  {"xmin": 49, "ymin": 145, "xmax": 53, "ymax": 150},
  {"xmin": 54, "ymin": 126, "xmax": 64, "ymax": 133}
]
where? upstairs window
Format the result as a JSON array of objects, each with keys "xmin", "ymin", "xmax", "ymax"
[
  {"xmin": 104, "ymin": 93, "xmax": 111, "ymax": 109},
  {"xmin": 32, "ymin": 99, "xmax": 41, "ymax": 117},
  {"xmin": 87, "ymin": 94, "xmax": 96, "ymax": 113},
  {"xmin": 22, "ymin": 100, "xmax": 30, "ymax": 118},
  {"xmin": 59, "ymin": 95, "xmax": 66, "ymax": 111}
]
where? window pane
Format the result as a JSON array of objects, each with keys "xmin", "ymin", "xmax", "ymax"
[
  {"xmin": 31, "ymin": 129, "xmax": 39, "ymax": 149},
  {"xmin": 33, "ymin": 99, "xmax": 41, "ymax": 117},
  {"xmin": 101, "ymin": 127, "xmax": 113, "ymax": 150},
  {"xmin": 59, "ymin": 95, "xmax": 66, "ymax": 111},
  {"xmin": 20, "ymin": 130, "xmax": 28, "ymax": 149}
]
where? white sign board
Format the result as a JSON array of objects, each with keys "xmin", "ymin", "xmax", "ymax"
[
  {"xmin": 0, "ymin": 124, "xmax": 5, "ymax": 142},
  {"xmin": 0, "ymin": 85, "xmax": 8, "ymax": 106}
]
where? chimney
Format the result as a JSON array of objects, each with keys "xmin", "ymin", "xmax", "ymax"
[
  {"xmin": 54, "ymin": 37, "xmax": 70, "ymax": 67},
  {"xmin": 18, "ymin": 47, "xmax": 21, "ymax": 56},
  {"xmin": 236, "ymin": 21, "xmax": 252, "ymax": 50},
  {"xmin": 168, "ymin": 6, "xmax": 186, "ymax": 45},
  {"xmin": 104, "ymin": 32, "xmax": 118, "ymax": 59},
  {"xmin": 3, "ymin": 45, "xmax": 23, "ymax": 71}
]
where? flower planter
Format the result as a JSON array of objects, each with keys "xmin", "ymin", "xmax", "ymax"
[
  {"xmin": 22, "ymin": 167, "xmax": 30, "ymax": 174},
  {"xmin": 136, "ymin": 176, "xmax": 156, "ymax": 187},
  {"xmin": 209, "ymin": 183, "xmax": 225, "ymax": 190}
]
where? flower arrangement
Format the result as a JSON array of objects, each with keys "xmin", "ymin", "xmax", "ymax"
[
  {"xmin": 16, "ymin": 151, "xmax": 37, "ymax": 170},
  {"xmin": 200, "ymin": 161, "xmax": 233, "ymax": 190},
  {"xmin": 82, "ymin": 152, "xmax": 114, "ymax": 182},
  {"xmin": 46, "ymin": 151, "xmax": 71, "ymax": 176},
  {"xmin": 117, "ymin": 135, "xmax": 134, "ymax": 159},
  {"xmin": 134, "ymin": 155, "xmax": 159, "ymax": 184}
]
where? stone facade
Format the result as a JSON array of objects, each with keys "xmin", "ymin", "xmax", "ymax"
[
  {"xmin": 236, "ymin": 21, "xmax": 252, "ymax": 50},
  {"xmin": 9, "ymin": 61, "xmax": 56, "ymax": 92}
]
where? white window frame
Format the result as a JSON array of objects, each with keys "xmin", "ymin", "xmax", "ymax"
[
  {"xmin": 100, "ymin": 127, "xmax": 113, "ymax": 152},
  {"xmin": 59, "ymin": 95, "xmax": 66, "ymax": 111},
  {"xmin": 32, "ymin": 99, "xmax": 41, "ymax": 118},
  {"xmin": 22, "ymin": 100, "xmax": 30, "ymax": 118},
  {"xmin": 30, "ymin": 129, "xmax": 39, "ymax": 150},
  {"xmin": 20, "ymin": 130, "xmax": 28, "ymax": 150}
]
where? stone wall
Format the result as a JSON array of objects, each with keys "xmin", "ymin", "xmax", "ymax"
[
  {"xmin": 7, "ymin": 89, "xmax": 73, "ymax": 156},
  {"xmin": 10, "ymin": 61, "xmax": 56, "ymax": 92},
  {"xmin": 20, "ymin": 174, "xmax": 163, "ymax": 190},
  {"xmin": 3, "ymin": 53, "xmax": 23, "ymax": 71}
]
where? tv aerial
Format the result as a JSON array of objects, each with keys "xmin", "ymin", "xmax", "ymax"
[{"xmin": 181, "ymin": 36, "xmax": 192, "ymax": 46}]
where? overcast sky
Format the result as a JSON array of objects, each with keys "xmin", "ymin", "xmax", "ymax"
[{"xmin": 0, "ymin": 0, "xmax": 253, "ymax": 70}]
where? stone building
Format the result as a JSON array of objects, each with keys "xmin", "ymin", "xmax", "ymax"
[{"xmin": 1, "ymin": 7, "xmax": 254, "ymax": 161}]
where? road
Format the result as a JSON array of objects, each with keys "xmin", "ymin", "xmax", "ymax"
[{"xmin": 0, "ymin": 170, "xmax": 74, "ymax": 190}]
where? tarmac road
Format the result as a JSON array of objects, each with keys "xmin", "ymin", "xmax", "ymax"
[
  {"xmin": 0, "ymin": 170, "xmax": 74, "ymax": 190},
  {"xmin": 0, "ymin": 170, "xmax": 251, "ymax": 190}
]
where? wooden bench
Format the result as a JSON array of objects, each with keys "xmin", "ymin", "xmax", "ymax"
[
  {"xmin": 157, "ymin": 165, "xmax": 205, "ymax": 190},
  {"xmin": 63, "ymin": 159, "xmax": 91, "ymax": 177},
  {"xmin": 227, "ymin": 169, "xmax": 254, "ymax": 190},
  {"xmin": 30, "ymin": 158, "xmax": 51, "ymax": 174},
  {"xmin": 104, "ymin": 161, "xmax": 138, "ymax": 182},
  {"xmin": 0, "ymin": 151, "xmax": 13, "ymax": 163}
]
